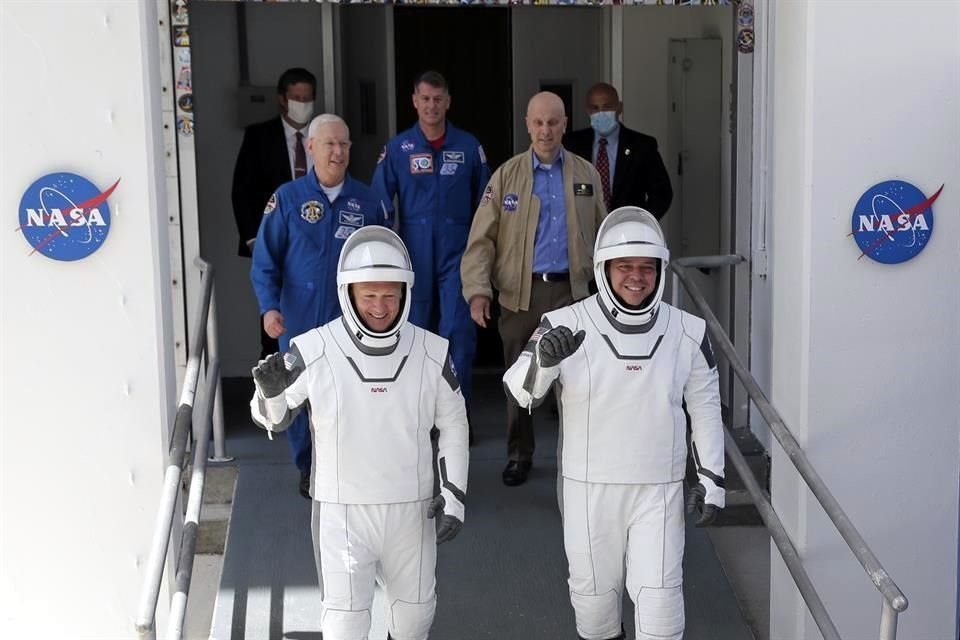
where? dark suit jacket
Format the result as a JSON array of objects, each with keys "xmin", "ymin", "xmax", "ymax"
[
  {"xmin": 564, "ymin": 124, "xmax": 673, "ymax": 220},
  {"xmin": 231, "ymin": 116, "xmax": 294, "ymax": 257}
]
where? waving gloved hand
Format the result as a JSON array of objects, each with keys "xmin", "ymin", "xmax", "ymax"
[
  {"xmin": 686, "ymin": 480, "xmax": 724, "ymax": 527},
  {"xmin": 252, "ymin": 352, "xmax": 296, "ymax": 399},
  {"xmin": 427, "ymin": 495, "xmax": 463, "ymax": 544},
  {"xmin": 537, "ymin": 326, "xmax": 586, "ymax": 368}
]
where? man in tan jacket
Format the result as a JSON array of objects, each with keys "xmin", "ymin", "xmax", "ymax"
[{"xmin": 461, "ymin": 91, "xmax": 607, "ymax": 486}]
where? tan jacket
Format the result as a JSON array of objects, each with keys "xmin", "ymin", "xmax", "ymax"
[{"xmin": 461, "ymin": 147, "xmax": 607, "ymax": 312}]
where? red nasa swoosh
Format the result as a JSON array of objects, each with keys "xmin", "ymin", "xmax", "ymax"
[
  {"xmin": 15, "ymin": 178, "xmax": 121, "ymax": 256},
  {"xmin": 849, "ymin": 183, "xmax": 942, "ymax": 260}
]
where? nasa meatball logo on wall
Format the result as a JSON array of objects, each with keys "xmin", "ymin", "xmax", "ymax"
[
  {"xmin": 850, "ymin": 180, "xmax": 942, "ymax": 264},
  {"xmin": 17, "ymin": 172, "xmax": 119, "ymax": 261}
]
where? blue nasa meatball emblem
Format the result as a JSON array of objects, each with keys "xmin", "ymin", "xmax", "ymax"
[
  {"xmin": 850, "ymin": 180, "xmax": 940, "ymax": 264},
  {"xmin": 18, "ymin": 172, "xmax": 118, "ymax": 261}
]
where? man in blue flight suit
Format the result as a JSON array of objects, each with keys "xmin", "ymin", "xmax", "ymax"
[
  {"xmin": 252, "ymin": 113, "xmax": 389, "ymax": 498},
  {"xmin": 372, "ymin": 71, "xmax": 490, "ymax": 421}
]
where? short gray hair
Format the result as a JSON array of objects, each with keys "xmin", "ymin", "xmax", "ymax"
[{"xmin": 307, "ymin": 113, "xmax": 349, "ymax": 140}]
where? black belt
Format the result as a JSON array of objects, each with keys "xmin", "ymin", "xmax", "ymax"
[{"xmin": 532, "ymin": 272, "xmax": 569, "ymax": 282}]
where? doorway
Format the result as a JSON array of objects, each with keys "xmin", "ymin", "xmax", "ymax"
[
  {"xmin": 393, "ymin": 7, "xmax": 513, "ymax": 174},
  {"xmin": 393, "ymin": 6, "xmax": 513, "ymax": 368}
]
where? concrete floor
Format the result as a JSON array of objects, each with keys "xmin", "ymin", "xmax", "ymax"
[{"xmin": 185, "ymin": 374, "xmax": 770, "ymax": 640}]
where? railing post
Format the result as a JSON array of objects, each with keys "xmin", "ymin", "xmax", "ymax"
[
  {"xmin": 206, "ymin": 282, "xmax": 232, "ymax": 462},
  {"xmin": 879, "ymin": 598, "xmax": 899, "ymax": 640}
]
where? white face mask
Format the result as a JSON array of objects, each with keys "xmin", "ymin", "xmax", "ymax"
[{"xmin": 286, "ymin": 99, "xmax": 314, "ymax": 126}]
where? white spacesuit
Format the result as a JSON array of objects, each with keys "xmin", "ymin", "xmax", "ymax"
[
  {"xmin": 251, "ymin": 226, "xmax": 469, "ymax": 640},
  {"xmin": 503, "ymin": 207, "xmax": 725, "ymax": 640}
]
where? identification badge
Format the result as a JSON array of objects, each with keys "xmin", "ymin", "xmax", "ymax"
[{"xmin": 574, "ymin": 183, "xmax": 594, "ymax": 197}]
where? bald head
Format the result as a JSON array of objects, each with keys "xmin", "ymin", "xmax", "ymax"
[
  {"xmin": 526, "ymin": 92, "xmax": 567, "ymax": 163},
  {"xmin": 585, "ymin": 83, "xmax": 623, "ymax": 119}
]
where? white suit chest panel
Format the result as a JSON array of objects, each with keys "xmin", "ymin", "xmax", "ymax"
[
  {"xmin": 311, "ymin": 321, "xmax": 437, "ymax": 504},
  {"xmin": 554, "ymin": 300, "xmax": 693, "ymax": 483}
]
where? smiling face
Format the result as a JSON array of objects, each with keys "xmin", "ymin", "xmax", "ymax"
[
  {"xmin": 607, "ymin": 257, "xmax": 658, "ymax": 307},
  {"xmin": 350, "ymin": 281, "xmax": 403, "ymax": 332},
  {"xmin": 412, "ymin": 82, "xmax": 450, "ymax": 131},
  {"xmin": 309, "ymin": 120, "xmax": 351, "ymax": 187}
]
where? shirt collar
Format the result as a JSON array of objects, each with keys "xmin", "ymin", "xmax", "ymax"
[
  {"xmin": 597, "ymin": 122, "xmax": 621, "ymax": 146},
  {"xmin": 532, "ymin": 147, "xmax": 564, "ymax": 171},
  {"xmin": 282, "ymin": 117, "xmax": 308, "ymax": 140}
]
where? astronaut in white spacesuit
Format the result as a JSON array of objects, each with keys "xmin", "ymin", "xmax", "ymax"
[
  {"xmin": 250, "ymin": 226, "xmax": 469, "ymax": 640},
  {"xmin": 503, "ymin": 207, "xmax": 725, "ymax": 640}
]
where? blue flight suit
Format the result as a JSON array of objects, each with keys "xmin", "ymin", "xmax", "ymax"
[
  {"xmin": 251, "ymin": 172, "xmax": 389, "ymax": 473},
  {"xmin": 372, "ymin": 123, "xmax": 490, "ymax": 405}
]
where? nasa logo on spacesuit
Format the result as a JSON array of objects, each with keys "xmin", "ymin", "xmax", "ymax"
[
  {"xmin": 409, "ymin": 154, "xmax": 434, "ymax": 174},
  {"xmin": 17, "ymin": 172, "xmax": 118, "ymax": 261},
  {"xmin": 850, "ymin": 180, "xmax": 942, "ymax": 264},
  {"xmin": 401, "ymin": 140, "xmax": 415, "ymax": 152},
  {"xmin": 370, "ymin": 386, "xmax": 387, "ymax": 393},
  {"xmin": 346, "ymin": 198, "xmax": 361, "ymax": 212},
  {"xmin": 502, "ymin": 194, "xmax": 519, "ymax": 212},
  {"xmin": 300, "ymin": 200, "xmax": 324, "ymax": 224}
]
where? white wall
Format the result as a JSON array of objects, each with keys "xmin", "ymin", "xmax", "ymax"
[
  {"xmin": 768, "ymin": 2, "xmax": 960, "ymax": 638},
  {"xmin": 190, "ymin": 1, "xmax": 325, "ymax": 377},
  {"xmin": 511, "ymin": 7, "xmax": 604, "ymax": 153},
  {"xmin": 0, "ymin": 1, "xmax": 176, "ymax": 636}
]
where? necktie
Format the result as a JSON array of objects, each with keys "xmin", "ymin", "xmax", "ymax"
[
  {"xmin": 294, "ymin": 131, "xmax": 307, "ymax": 178},
  {"xmin": 596, "ymin": 137, "xmax": 611, "ymax": 210}
]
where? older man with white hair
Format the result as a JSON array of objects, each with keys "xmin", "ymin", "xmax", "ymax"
[{"xmin": 252, "ymin": 113, "xmax": 390, "ymax": 499}]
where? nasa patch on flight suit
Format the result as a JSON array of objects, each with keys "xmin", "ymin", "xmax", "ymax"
[
  {"xmin": 574, "ymin": 183, "xmax": 594, "ymax": 197},
  {"xmin": 264, "ymin": 193, "xmax": 277, "ymax": 214},
  {"xmin": 300, "ymin": 200, "xmax": 324, "ymax": 224}
]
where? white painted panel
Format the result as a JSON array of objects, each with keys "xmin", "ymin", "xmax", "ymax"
[
  {"xmin": 768, "ymin": 2, "xmax": 960, "ymax": 638},
  {"xmin": 0, "ymin": 1, "xmax": 176, "ymax": 636}
]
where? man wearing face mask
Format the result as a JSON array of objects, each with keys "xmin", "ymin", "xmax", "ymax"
[
  {"xmin": 564, "ymin": 83, "xmax": 673, "ymax": 220},
  {"xmin": 232, "ymin": 67, "xmax": 318, "ymax": 361},
  {"xmin": 251, "ymin": 114, "xmax": 390, "ymax": 499}
]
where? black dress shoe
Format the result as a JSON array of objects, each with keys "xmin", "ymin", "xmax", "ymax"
[
  {"xmin": 502, "ymin": 460, "xmax": 532, "ymax": 486},
  {"xmin": 299, "ymin": 470, "xmax": 311, "ymax": 499}
]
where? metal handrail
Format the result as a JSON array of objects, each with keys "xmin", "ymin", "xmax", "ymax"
[
  {"xmin": 669, "ymin": 255, "xmax": 908, "ymax": 640},
  {"xmin": 135, "ymin": 260, "xmax": 225, "ymax": 639}
]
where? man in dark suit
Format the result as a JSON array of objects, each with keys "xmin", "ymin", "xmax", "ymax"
[
  {"xmin": 564, "ymin": 82, "xmax": 673, "ymax": 220},
  {"xmin": 232, "ymin": 67, "xmax": 317, "ymax": 360}
]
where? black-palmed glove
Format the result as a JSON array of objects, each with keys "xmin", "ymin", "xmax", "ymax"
[
  {"xmin": 252, "ymin": 352, "xmax": 296, "ymax": 399},
  {"xmin": 427, "ymin": 495, "xmax": 463, "ymax": 544},
  {"xmin": 537, "ymin": 326, "xmax": 586, "ymax": 368},
  {"xmin": 686, "ymin": 481, "xmax": 722, "ymax": 527}
]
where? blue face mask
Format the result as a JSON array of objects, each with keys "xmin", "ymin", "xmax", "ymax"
[{"xmin": 590, "ymin": 111, "xmax": 619, "ymax": 137}]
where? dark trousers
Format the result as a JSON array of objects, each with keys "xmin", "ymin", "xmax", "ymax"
[{"xmin": 499, "ymin": 278, "xmax": 574, "ymax": 463}]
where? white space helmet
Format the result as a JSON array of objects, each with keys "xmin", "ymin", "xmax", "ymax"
[
  {"xmin": 336, "ymin": 226, "xmax": 415, "ymax": 350},
  {"xmin": 594, "ymin": 206, "xmax": 670, "ymax": 327}
]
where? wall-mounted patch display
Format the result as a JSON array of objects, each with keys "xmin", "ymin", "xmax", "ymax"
[
  {"xmin": 850, "ymin": 180, "xmax": 941, "ymax": 264},
  {"xmin": 177, "ymin": 115, "xmax": 194, "ymax": 137}
]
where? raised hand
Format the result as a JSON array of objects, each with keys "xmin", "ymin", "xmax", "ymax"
[{"xmin": 537, "ymin": 326, "xmax": 586, "ymax": 368}]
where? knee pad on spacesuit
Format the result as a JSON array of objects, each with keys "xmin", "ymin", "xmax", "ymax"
[
  {"xmin": 387, "ymin": 596, "xmax": 436, "ymax": 640},
  {"xmin": 570, "ymin": 589, "xmax": 622, "ymax": 640},
  {"xmin": 633, "ymin": 586, "xmax": 684, "ymax": 640},
  {"xmin": 321, "ymin": 607, "xmax": 371, "ymax": 640}
]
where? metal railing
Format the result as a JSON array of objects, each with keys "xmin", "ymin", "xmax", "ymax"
[
  {"xmin": 135, "ymin": 258, "xmax": 229, "ymax": 639},
  {"xmin": 670, "ymin": 255, "xmax": 908, "ymax": 640}
]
